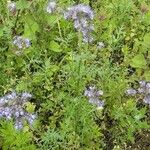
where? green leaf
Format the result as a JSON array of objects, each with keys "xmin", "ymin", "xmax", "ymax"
[
  {"xmin": 16, "ymin": 0, "xmax": 30, "ymax": 10},
  {"xmin": 16, "ymin": 81, "xmax": 28, "ymax": 92},
  {"xmin": 142, "ymin": 33, "xmax": 150, "ymax": 51},
  {"xmin": 49, "ymin": 41, "xmax": 62, "ymax": 52},
  {"xmin": 143, "ymin": 12, "xmax": 150, "ymax": 25},
  {"xmin": 24, "ymin": 15, "xmax": 39, "ymax": 40},
  {"xmin": 0, "ymin": 121, "xmax": 36, "ymax": 150},
  {"xmin": 121, "ymin": 45, "xmax": 129, "ymax": 55},
  {"xmin": 46, "ymin": 14, "xmax": 58, "ymax": 26},
  {"xmin": 144, "ymin": 70, "xmax": 150, "ymax": 81},
  {"xmin": 24, "ymin": 102, "xmax": 36, "ymax": 113},
  {"xmin": 130, "ymin": 54, "xmax": 147, "ymax": 68},
  {"xmin": 0, "ymin": 28, "xmax": 3, "ymax": 37}
]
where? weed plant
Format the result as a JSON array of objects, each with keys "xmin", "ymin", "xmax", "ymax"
[{"xmin": 0, "ymin": 0, "xmax": 150, "ymax": 149}]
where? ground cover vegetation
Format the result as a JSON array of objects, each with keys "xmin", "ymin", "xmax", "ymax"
[{"xmin": 0, "ymin": 0, "xmax": 150, "ymax": 149}]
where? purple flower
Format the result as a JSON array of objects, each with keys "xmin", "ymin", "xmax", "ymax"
[
  {"xmin": 139, "ymin": 80, "xmax": 146, "ymax": 88},
  {"xmin": 0, "ymin": 91, "xmax": 37, "ymax": 130},
  {"xmin": 84, "ymin": 86, "xmax": 104, "ymax": 109},
  {"xmin": 0, "ymin": 97, "xmax": 5, "ymax": 106},
  {"xmin": 126, "ymin": 80, "xmax": 150, "ymax": 105},
  {"xmin": 13, "ymin": 36, "xmax": 31, "ymax": 49},
  {"xmin": 146, "ymin": 83, "xmax": 150, "ymax": 94},
  {"xmin": 0, "ymin": 107, "xmax": 12, "ymax": 120},
  {"xmin": 137, "ymin": 88, "xmax": 145, "ymax": 94},
  {"xmin": 14, "ymin": 111, "xmax": 20, "ymax": 118},
  {"xmin": 20, "ymin": 110, "xmax": 24, "ymax": 116},
  {"xmin": 84, "ymin": 86, "xmax": 103, "ymax": 98},
  {"xmin": 125, "ymin": 88, "xmax": 137, "ymax": 96},
  {"xmin": 14, "ymin": 121, "xmax": 23, "ymax": 130},
  {"xmin": 0, "ymin": 112, "xmax": 3, "ymax": 117},
  {"xmin": 97, "ymin": 101, "xmax": 105, "ymax": 109},
  {"xmin": 137, "ymin": 81, "xmax": 150, "ymax": 94},
  {"xmin": 46, "ymin": 1, "xmax": 56, "ymax": 13},
  {"xmin": 64, "ymin": 4, "xmax": 94, "ymax": 20},
  {"xmin": 64, "ymin": 4, "xmax": 94, "ymax": 43},
  {"xmin": 25, "ymin": 114, "xmax": 36, "ymax": 125},
  {"xmin": 21, "ymin": 92, "xmax": 32, "ymax": 101},
  {"xmin": 143, "ymin": 94, "xmax": 150, "ymax": 105}
]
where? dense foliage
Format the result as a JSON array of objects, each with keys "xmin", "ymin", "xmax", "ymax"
[{"xmin": 0, "ymin": 0, "xmax": 150, "ymax": 149}]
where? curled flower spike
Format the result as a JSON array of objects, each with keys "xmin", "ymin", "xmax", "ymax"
[
  {"xmin": 84, "ymin": 86, "xmax": 104, "ymax": 109},
  {"xmin": 46, "ymin": 1, "xmax": 56, "ymax": 13},
  {"xmin": 64, "ymin": 4, "xmax": 94, "ymax": 43},
  {"xmin": 13, "ymin": 36, "xmax": 31, "ymax": 49},
  {"xmin": 64, "ymin": 4, "xmax": 94, "ymax": 20},
  {"xmin": 0, "ymin": 91, "xmax": 37, "ymax": 130}
]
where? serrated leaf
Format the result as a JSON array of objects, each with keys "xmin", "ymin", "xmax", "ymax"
[
  {"xmin": 49, "ymin": 41, "xmax": 62, "ymax": 52},
  {"xmin": 23, "ymin": 126, "xmax": 30, "ymax": 132},
  {"xmin": 24, "ymin": 102, "xmax": 35, "ymax": 113},
  {"xmin": 130, "ymin": 54, "xmax": 147, "ymax": 68},
  {"xmin": 51, "ymin": 65, "xmax": 59, "ymax": 72},
  {"xmin": 16, "ymin": 81, "xmax": 28, "ymax": 91}
]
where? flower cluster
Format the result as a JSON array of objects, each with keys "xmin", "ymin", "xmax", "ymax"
[
  {"xmin": 84, "ymin": 86, "xmax": 104, "ymax": 109},
  {"xmin": 126, "ymin": 80, "xmax": 150, "ymax": 105},
  {"xmin": 0, "ymin": 92, "xmax": 36, "ymax": 130},
  {"xmin": 64, "ymin": 4, "xmax": 94, "ymax": 43},
  {"xmin": 46, "ymin": 1, "xmax": 56, "ymax": 13},
  {"xmin": 7, "ymin": 1, "xmax": 17, "ymax": 15},
  {"xmin": 13, "ymin": 36, "xmax": 31, "ymax": 49}
]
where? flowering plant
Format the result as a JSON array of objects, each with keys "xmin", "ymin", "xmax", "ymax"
[{"xmin": 0, "ymin": 0, "xmax": 150, "ymax": 149}]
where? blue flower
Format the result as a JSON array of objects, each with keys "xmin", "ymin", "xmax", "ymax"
[
  {"xmin": 46, "ymin": 1, "xmax": 56, "ymax": 13},
  {"xmin": 21, "ymin": 92, "xmax": 32, "ymax": 101},
  {"xmin": 84, "ymin": 86, "xmax": 104, "ymax": 109},
  {"xmin": 125, "ymin": 88, "xmax": 137, "ymax": 96},
  {"xmin": 14, "ymin": 121, "xmax": 23, "ymax": 130},
  {"xmin": 0, "ymin": 91, "xmax": 37, "ymax": 130},
  {"xmin": 13, "ymin": 36, "xmax": 31, "ymax": 49},
  {"xmin": 144, "ymin": 94, "xmax": 150, "ymax": 105},
  {"xmin": 64, "ymin": 4, "xmax": 94, "ymax": 20},
  {"xmin": 64, "ymin": 4, "xmax": 94, "ymax": 43}
]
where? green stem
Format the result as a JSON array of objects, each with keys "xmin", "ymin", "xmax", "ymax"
[{"xmin": 57, "ymin": 18, "xmax": 63, "ymax": 39}]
